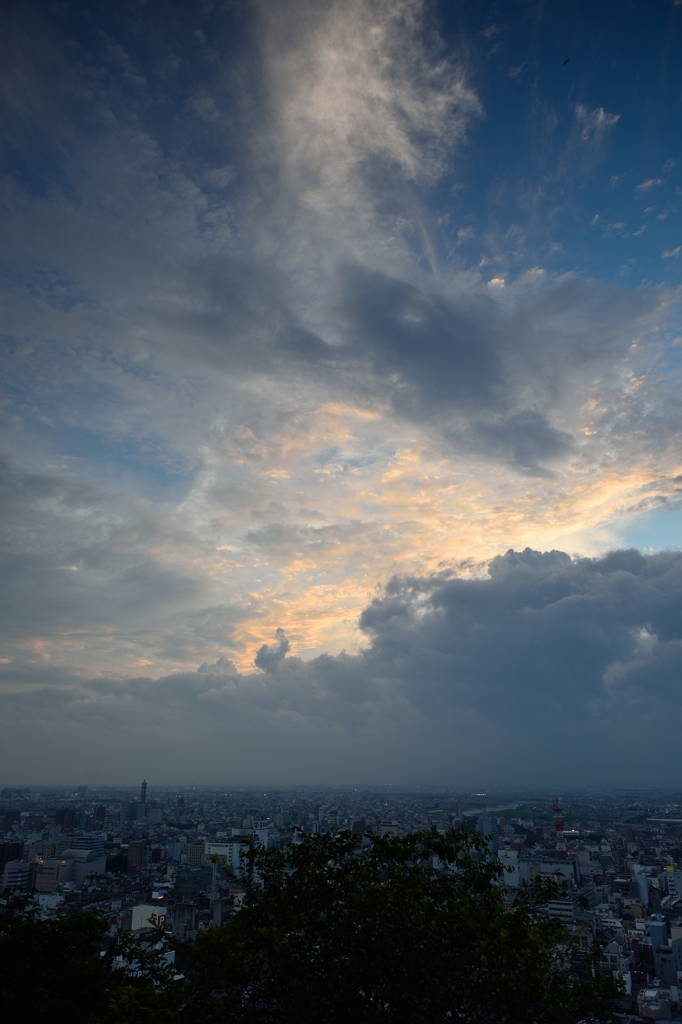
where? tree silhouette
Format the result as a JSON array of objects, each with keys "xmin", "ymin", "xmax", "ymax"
[{"xmin": 187, "ymin": 826, "xmax": 622, "ymax": 1023}]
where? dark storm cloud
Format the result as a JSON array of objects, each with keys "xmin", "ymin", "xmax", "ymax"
[
  {"xmin": 5, "ymin": 547, "xmax": 682, "ymax": 783},
  {"xmin": 133, "ymin": 257, "xmax": 661, "ymax": 475},
  {"xmin": 126, "ymin": 253, "xmax": 661, "ymax": 475},
  {"xmin": 471, "ymin": 411, "xmax": 573, "ymax": 475},
  {"xmin": 255, "ymin": 627, "xmax": 291, "ymax": 671},
  {"xmin": 332, "ymin": 264, "xmax": 663, "ymax": 472},
  {"xmin": 335, "ymin": 263, "xmax": 501, "ymax": 408},
  {"xmin": 358, "ymin": 547, "xmax": 682, "ymax": 722},
  {"xmin": 184, "ymin": 543, "xmax": 682, "ymax": 736}
]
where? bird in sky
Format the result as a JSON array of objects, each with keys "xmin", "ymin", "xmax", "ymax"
[{"xmin": 562, "ymin": 57, "xmax": 571, "ymax": 66}]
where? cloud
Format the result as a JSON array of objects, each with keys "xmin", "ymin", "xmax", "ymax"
[
  {"xmin": 555, "ymin": 104, "xmax": 622, "ymax": 181},
  {"xmin": 330, "ymin": 263, "xmax": 667, "ymax": 472},
  {"xmin": 0, "ymin": 0, "xmax": 674, "ymax": 483},
  {"xmin": 637, "ymin": 178, "xmax": 665, "ymax": 191},
  {"xmin": 468, "ymin": 411, "xmax": 574, "ymax": 476},
  {"xmin": 0, "ymin": 453, "xmax": 238, "ymax": 675},
  {"xmin": 357, "ymin": 547, "xmax": 682, "ymax": 729},
  {"xmin": 4, "ymin": 547, "xmax": 682, "ymax": 785},
  {"xmin": 255, "ymin": 627, "xmax": 291, "ymax": 671},
  {"xmin": 574, "ymin": 104, "xmax": 620, "ymax": 141},
  {"xmin": 264, "ymin": 0, "xmax": 479, "ymax": 192},
  {"xmin": 2, "ymin": 0, "xmax": 682, "ymax": 788},
  {"xmin": 507, "ymin": 62, "xmax": 531, "ymax": 80}
]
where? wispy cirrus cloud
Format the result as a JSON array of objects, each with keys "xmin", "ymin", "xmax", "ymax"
[
  {"xmin": 1, "ymin": 0, "xmax": 682, "ymax": 784},
  {"xmin": 574, "ymin": 103, "xmax": 621, "ymax": 142}
]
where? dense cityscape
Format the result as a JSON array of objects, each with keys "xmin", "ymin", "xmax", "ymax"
[{"xmin": 3, "ymin": 784, "xmax": 682, "ymax": 1018}]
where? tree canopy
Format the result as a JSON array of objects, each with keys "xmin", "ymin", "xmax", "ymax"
[
  {"xmin": 0, "ymin": 826, "xmax": 622, "ymax": 1024},
  {"xmin": 189, "ymin": 826, "xmax": 621, "ymax": 1023},
  {"xmin": 0, "ymin": 893, "xmax": 177, "ymax": 1024}
]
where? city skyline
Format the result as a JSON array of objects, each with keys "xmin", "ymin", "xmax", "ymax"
[
  {"xmin": 3, "ymin": 783, "xmax": 681, "ymax": 1017},
  {"xmin": 1, "ymin": 0, "xmax": 682, "ymax": 785}
]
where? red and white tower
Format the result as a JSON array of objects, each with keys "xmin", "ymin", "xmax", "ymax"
[{"xmin": 553, "ymin": 796, "xmax": 567, "ymax": 859}]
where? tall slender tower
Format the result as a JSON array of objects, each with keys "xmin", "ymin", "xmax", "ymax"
[
  {"xmin": 553, "ymin": 796, "xmax": 567, "ymax": 859},
  {"xmin": 140, "ymin": 779, "xmax": 148, "ymax": 805}
]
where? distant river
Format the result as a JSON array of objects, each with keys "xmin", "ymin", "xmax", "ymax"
[{"xmin": 463, "ymin": 802, "xmax": 524, "ymax": 817}]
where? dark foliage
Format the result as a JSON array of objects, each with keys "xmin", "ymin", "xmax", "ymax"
[
  {"xmin": 188, "ymin": 826, "xmax": 622, "ymax": 1023},
  {"xmin": 0, "ymin": 894, "xmax": 178, "ymax": 1024},
  {"xmin": 0, "ymin": 827, "xmax": 622, "ymax": 1023}
]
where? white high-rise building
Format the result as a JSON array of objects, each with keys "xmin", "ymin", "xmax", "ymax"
[
  {"xmin": 664, "ymin": 867, "xmax": 682, "ymax": 897},
  {"xmin": 477, "ymin": 812, "xmax": 500, "ymax": 854},
  {"xmin": 2, "ymin": 860, "xmax": 34, "ymax": 891}
]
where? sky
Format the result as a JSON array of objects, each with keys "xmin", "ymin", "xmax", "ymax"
[{"xmin": 1, "ymin": 0, "xmax": 682, "ymax": 788}]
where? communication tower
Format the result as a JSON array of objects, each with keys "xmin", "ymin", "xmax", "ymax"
[{"xmin": 552, "ymin": 796, "xmax": 567, "ymax": 858}]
